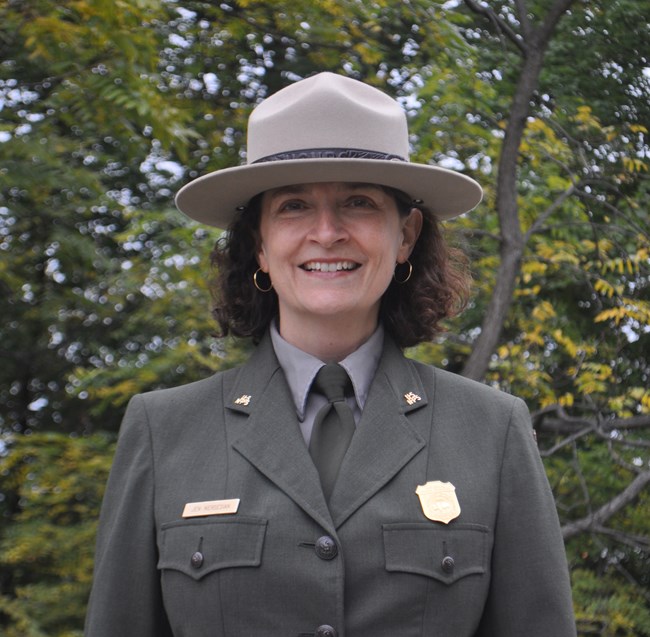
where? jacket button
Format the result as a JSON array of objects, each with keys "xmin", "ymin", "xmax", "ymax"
[
  {"xmin": 315, "ymin": 625, "xmax": 337, "ymax": 637},
  {"xmin": 191, "ymin": 551, "xmax": 204, "ymax": 569},
  {"xmin": 441, "ymin": 556, "xmax": 455, "ymax": 573},
  {"xmin": 314, "ymin": 536, "xmax": 338, "ymax": 560}
]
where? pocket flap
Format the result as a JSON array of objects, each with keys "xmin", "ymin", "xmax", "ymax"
[
  {"xmin": 159, "ymin": 516, "xmax": 267, "ymax": 581},
  {"xmin": 383, "ymin": 522, "xmax": 489, "ymax": 584}
]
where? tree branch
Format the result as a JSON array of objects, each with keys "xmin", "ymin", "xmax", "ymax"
[
  {"xmin": 460, "ymin": 1, "xmax": 579, "ymax": 381},
  {"xmin": 535, "ymin": 405, "xmax": 650, "ymax": 435},
  {"xmin": 576, "ymin": 187, "xmax": 650, "ymax": 240},
  {"xmin": 513, "ymin": 0, "xmax": 533, "ymax": 40},
  {"xmin": 589, "ymin": 524, "xmax": 650, "ymax": 551},
  {"xmin": 562, "ymin": 471, "xmax": 650, "ymax": 541},
  {"xmin": 524, "ymin": 183, "xmax": 576, "ymax": 240},
  {"xmin": 539, "ymin": 0, "xmax": 577, "ymax": 43},
  {"xmin": 538, "ymin": 425, "xmax": 593, "ymax": 458},
  {"xmin": 463, "ymin": 0, "xmax": 527, "ymax": 54}
]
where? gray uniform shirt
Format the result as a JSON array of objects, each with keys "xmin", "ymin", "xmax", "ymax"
[{"xmin": 270, "ymin": 322, "xmax": 384, "ymax": 444}]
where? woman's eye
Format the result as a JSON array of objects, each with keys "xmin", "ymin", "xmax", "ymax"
[
  {"xmin": 347, "ymin": 197, "xmax": 374, "ymax": 208},
  {"xmin": 278, "ymin": 200, "xmax": 306, "ymax": 212}
]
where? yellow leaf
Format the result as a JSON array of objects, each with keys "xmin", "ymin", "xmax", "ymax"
[
  {"xmin": 552, "ymin": 329, "xmax": 579, "ymax": 357},
  {"xmin": 522, "ymin": 261, "xmax": 548, "ymax": 276},
  {"xmin": 515, "ymin": 285, "xmax": 541, "ymax": 297},
  {"xmin": 524, "ymin": 330, "xmax": 545, "ymax": 347},
  {"xmin": 595, "ymin": 308, "xmax": 625, "ymax": 324},
  {"xmin": 559, "ymin": 393, "xmax": 574, "ymax": 407},
  {"xmin": 547, "ymin": 175, "xmax": 572, "ymax": 191},
  {"xmin": 594, "ymin": 278, "xmax": 621, "ymax": 298},
  {"xmin": 532, "ymin": 301, "xmax": 556, "ymax": 321},
  {"xmin": 623, "ymin": 156, "xmax": 649, "ymax": 173}
]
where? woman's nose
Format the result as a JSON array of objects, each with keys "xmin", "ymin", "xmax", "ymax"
[{"xmin": 309, "ymin": 206, "xmax": 348, "ymax": 245}]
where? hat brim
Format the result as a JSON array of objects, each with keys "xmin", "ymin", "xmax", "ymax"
[{"xmin": 175, "ymin": 158, "xmax": 482, "ymax": 228}]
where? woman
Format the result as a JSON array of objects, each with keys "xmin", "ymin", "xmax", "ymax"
[{"xmin": 85, "ymin": 73, "xmax": 576, "ymax": 637}]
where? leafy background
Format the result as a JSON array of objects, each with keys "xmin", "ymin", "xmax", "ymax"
[{"xmin": 1, "ymin": 1, "xmax": 648, "ymax": 635}]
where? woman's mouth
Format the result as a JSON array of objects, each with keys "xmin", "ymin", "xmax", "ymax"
[{"xmin": 300, "ymin": 260, "xmax": 360, "ymax": 272}]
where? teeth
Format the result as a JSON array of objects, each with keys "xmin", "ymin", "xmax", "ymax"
[{"xmin": 304, "ymin": 261, "xmax": 357, "ymax": 272}]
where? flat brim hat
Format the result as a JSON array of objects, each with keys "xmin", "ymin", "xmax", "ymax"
[{"xmin": 175, "ymin": 72, "xmax": 482, "ymax": 228}]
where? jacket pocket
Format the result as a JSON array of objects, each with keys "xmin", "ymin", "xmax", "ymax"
[
  {"xmin": 383, "ymin": 522, "xmax": 489, "ymax": 585},
  {"xmin": 158, "ymin": 516, "xmax": 267, "ymax": 581}
]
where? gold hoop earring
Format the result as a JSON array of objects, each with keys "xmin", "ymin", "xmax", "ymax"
[
  {"xmin": 394, "ymin": 260, "xmax": 413, "ymax": 284},
  {"xmin": 253, "ymin": 268, "xmax": 273, "ymax": 292}
]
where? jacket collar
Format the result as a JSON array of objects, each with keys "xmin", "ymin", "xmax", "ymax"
[{"xmin": 226, "ymin": 332, "xmax": 428, "ymax": 532}]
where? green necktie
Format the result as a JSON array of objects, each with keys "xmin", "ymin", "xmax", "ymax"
[{"xmin": 309, "ymin": 363, "xmax": 356, "ymax": 501}]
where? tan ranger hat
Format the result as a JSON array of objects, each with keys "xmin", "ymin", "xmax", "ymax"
[{"xmin": 175, "ymin": 72, "xmax": 482, "ymax": 228}]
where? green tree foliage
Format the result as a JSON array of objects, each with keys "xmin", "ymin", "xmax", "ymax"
[
  {"xmin": 0, "ymin": 432, "xmax": 114, "ymax": 637},
  {"xmin": 0, "ymin": 0, "xmax": 215, "ymax": 435},
  {"xmin": 1, "ymin": 0, "xmax": 648, "ymax": 634}
]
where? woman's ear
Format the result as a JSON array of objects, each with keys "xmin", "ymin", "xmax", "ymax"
[
  {"xmin": 398, "ymin": 207, "xmax": 423, "ymax": 260},
  {"xmin": 256, "ymin": 243, "xmax": 269, "ymax": 273}
]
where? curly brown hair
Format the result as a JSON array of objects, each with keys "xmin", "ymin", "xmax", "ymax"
[{"xmin": 209, "ymin": 186, "xmax": 471, "ymax": 348}]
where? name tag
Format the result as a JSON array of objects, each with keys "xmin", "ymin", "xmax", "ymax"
[{"xmin": 182, "ymin": 498, "xmax": 240, "ymax": 518}]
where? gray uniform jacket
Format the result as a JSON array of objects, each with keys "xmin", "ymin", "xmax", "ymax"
[{"xmin": 85, "ymin": 333, "xmax": 576, "ymax": 637}]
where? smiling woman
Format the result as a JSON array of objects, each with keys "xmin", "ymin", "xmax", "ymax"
[
  {"xmin": 85, "ymin": 73, "xmax": 577, "ymax": 637},
  {"xmin": 210, "ymin": 182, "xmax": 471, "ymax": 351},
  {"xmin": 254, "ymin": 182, "xmax": 422, "ymax": 360}
]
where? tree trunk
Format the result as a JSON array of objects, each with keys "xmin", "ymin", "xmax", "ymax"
[{"xmin": 461, "ymin": 0, "xmax": 575, "ymax": 381}]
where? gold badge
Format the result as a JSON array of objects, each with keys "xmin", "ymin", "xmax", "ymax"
[
  {"xmin": 234, "ymin": 395, "xmax": 251, "ymax": 406},
  {"xmin": 415, "ymin": 481, "xmax": 461, "ymax": 524},
  {"xmin": 182, "ymin": 498, "xmax": 240, "ymax": 518},
  {"xmin": 404, "ymin": 392, "xmax": 421, "ymax": 405}
]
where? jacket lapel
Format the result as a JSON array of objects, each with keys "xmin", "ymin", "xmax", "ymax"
[
  {"xmin": 226, "ymin": 335, "xmax": 334, "ymax": 533},
  {"xmin": 328, "ymin": 338, "xmax": 428, "ymax": 528},
  {"xmin": 225, "ymin": 333, "xmax": 429, "ymax": 533}
]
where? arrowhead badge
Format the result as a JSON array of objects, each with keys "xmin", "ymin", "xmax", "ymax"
[{"xmin": 415, "ymin": 481, "xmax": 461, "ymax": 524}]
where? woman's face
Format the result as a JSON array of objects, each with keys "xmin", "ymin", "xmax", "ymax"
[{"xmin": 257, "ymin": 182, "xmax": 422, "ymax": 338}]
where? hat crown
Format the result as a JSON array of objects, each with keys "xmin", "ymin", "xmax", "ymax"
[
  {"xmin": 175, "ymin": 72, "xmax": 483, "ymax": 227},
  {"xmin": 247, "ymin": 72, "xmax": 410, "ymax": 164}
]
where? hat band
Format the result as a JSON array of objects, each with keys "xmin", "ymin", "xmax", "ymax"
[{"xmin": 252, "ymin": 147, "xmax": 407, "ymax": 164}]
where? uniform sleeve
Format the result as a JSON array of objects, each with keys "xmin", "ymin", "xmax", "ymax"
[
  {"xmin": 475, "ymin": 397, "xmax": 577, "ymax": 637},
  {"xmin": 84, "ymin": 395, "xmax": 173, "ymax": 637}
]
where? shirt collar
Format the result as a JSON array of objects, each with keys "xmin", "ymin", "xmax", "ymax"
[{"xmin": 270, "ymin": 322, "xmax": 384, "ymax": 421}]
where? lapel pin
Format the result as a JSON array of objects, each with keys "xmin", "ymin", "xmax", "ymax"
[
  {"xmin": 404, "ymin": 392, "xmax": 421, "ymax": 405},
  {"xmin": 234, "ymin": 394, "xmax": 252, "ymax": 406},
  {"xmin": 416, "ymin": 481, "xmax": 461, "ymax": 524},
  {"xmin": 182, "ymin": 498, "xmax": 240, "ymax": 518}
]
